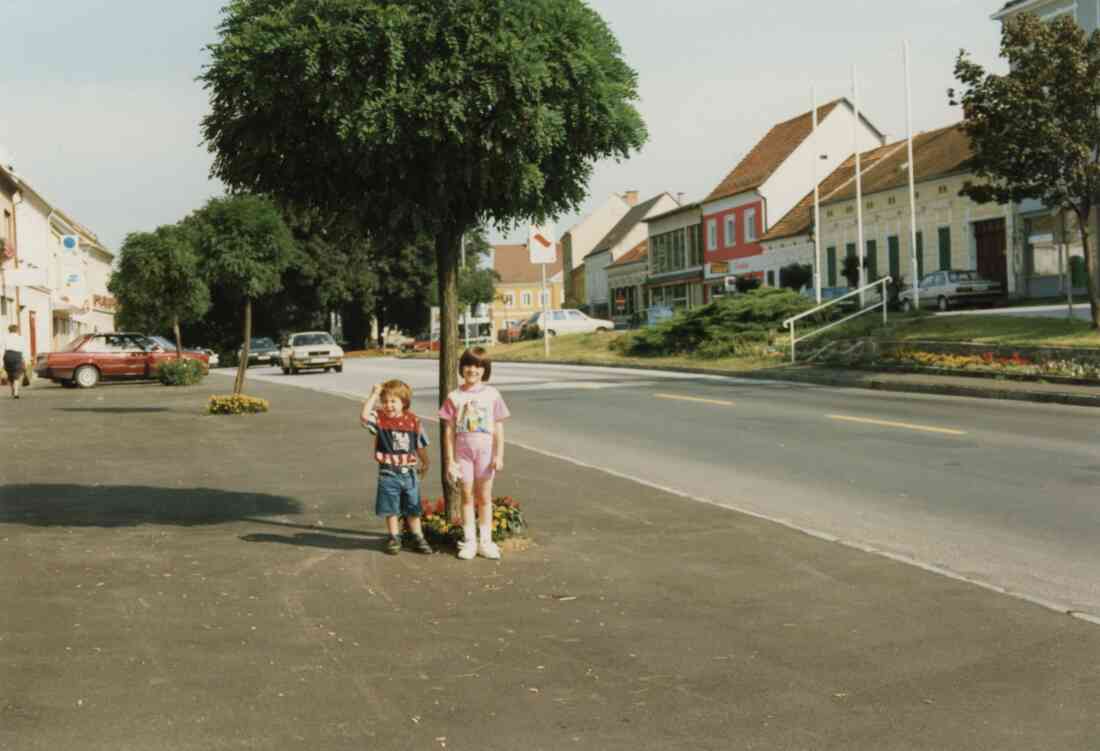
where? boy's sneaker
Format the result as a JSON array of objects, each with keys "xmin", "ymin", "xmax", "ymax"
[
  {"xmin": 384, "ymin": 536, "xmax": 401, "ymax": 555},
  {"xmin": 477, "ymin": 539, "xmax": 502, "ymax": 560},
  {"xmin": 456, "ymin": 539, "xmax": 477, "ymax": 560},
  {"xmin": 408, "ymin": 534, "xmax": 434, "ymax": 555}
]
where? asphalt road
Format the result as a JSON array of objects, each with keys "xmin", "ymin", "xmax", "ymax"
[{"xmin": 237, "ymin": 357, "xmax": 1100, "ymax": 620}]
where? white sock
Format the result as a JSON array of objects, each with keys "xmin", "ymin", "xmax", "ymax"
[
  {"xmin": 463, "ymin": 520, "xmax": 476, "ymax": 543},
  {"xmin": 479, "ymin": 523, "xmax": 492, "ymax": 544}
]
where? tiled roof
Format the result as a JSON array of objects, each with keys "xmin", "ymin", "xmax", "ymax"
[
  {"xmin": 607, "ymin": 240, "xmax": 648, "ymax": 268},
  {"xmin": 584, "ymin": 193, "xmax": 670, "ymax": 259},
  {"xmin": 493, "ymin": 243, "xmax": 563, "ymax": 284},
  {"xmin": 822, "ymin": 124, "xmax": 972, "ymax": 205},
  {"xmin": 705, "ymin": 100, "xmax": 845, "ymax": 203},
  {"xmin": 759, "ymin": 141, "xmax": 906, "ymax": 242}
]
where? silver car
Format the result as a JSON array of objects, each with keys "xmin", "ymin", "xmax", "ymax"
[{"xmin": 899, "ymin": 270, "xmax": 1003, "ymax": 312}]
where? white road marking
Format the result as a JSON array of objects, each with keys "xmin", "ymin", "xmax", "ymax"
[
  {"xmin": 827, "ymin": 413, "xmax": 967, "ymax": 436},
  {"xmin": 654, "ymin": 393, "xmax": 735, "ymax": 407}
]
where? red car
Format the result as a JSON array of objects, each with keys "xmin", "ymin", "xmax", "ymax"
[{"xmin": 34, "ymin": 332, "xmax": 210, "ymax": 389}]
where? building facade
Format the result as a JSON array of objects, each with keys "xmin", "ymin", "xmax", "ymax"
[
  {"xmin": 490, "ymin": 243, "xmax": 564, "ymax": 339},
  {"xmin": 606, "ymin": 240, "xmax": 648, "ymax": 327},
  {"xmin": 643, "ymin": 203, "xmax": 706, "ymax": 313},
  {"xmin": 560, "ymin": 191, "xmax": 634, "ymax": 303}
]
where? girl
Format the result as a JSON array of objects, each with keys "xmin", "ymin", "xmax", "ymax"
[{"xmin": 439, "ymin": 347, "xmax": 510, "ymax": 560}]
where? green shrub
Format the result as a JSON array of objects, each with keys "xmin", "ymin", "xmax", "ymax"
[
  {"xmin": 157, "ymin": 357, "xmax": 206, "ymax": 386},
  {"xmin": 618, "ymin": 288, "xmax": 815, "ymax": 359}
]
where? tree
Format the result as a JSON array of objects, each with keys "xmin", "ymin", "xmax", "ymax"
[
  {"xmin": 778, "ymin": 263, "xmax": 812, "ymax": 293},
  {"xmin": 200, "ymin": 0, "xmax": 646, "ymax": 515},
  {"xmin": 182, "ymin": 195, "xmax": 298, "ymax": 394},
  {"xmin": 951, "ymin": 13, "xmax": 1100, "ymax": 328},
  {"xmin": 109, "ymin": 225, "xmax": 210, "ymax": 355}
]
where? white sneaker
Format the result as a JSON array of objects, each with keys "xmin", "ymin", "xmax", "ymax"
[
  {"xmin": 477, "ymin": 539, "xmax": 501, "ymax": 560},
  {"xmin": 457, "ymin": 539, "xmax": 477, "ymax": 560}
]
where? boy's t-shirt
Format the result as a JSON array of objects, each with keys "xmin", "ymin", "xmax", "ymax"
[
  {"xmin": 366, "ymin": 410, "xmax": 429, "ymax": 467},
  {"xmin": 438, "ymin": 384, "xmax": 510, "ymax": 439}
]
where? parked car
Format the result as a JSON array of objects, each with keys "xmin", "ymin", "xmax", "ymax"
[
  {"xmin": 34, "ymin": 332, "xmax": 210, "ymax": 389},
  {"xmin": 147, "ymin": 336, "xmax": 219, "ymax": 367},
  {"xmin": 521, "ymin": 309, "xmax": 615, "ymax": 338},
  {"xmin": 279, "ymin": 331, "xmax": 344, "ymax": 374},
  {"xmin": 899, "ymin": 270, "xmax": 1004, "ymax": 312},
  {"xmin": 399, "ymin": 331, "xmax": 441, "ymax": 353},
  {"xmin": 497, "ymin": 319, "xmax": 525, "ymax": 344},
  {"xmin": 238, "ymin": 336, "xmax": 280, "ymax": 366}
]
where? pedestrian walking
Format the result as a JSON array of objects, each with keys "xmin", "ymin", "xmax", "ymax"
[
  {"xmin": 360, "ymin": 379, "xmax": 434, "ymax": 555},
  {"xmin": 439, "ymin": 347, "xmax": 510, "ymax": 560},
  {"xmin": 2, "ymin": 324, "xmax": 28, "ymax": 399}
]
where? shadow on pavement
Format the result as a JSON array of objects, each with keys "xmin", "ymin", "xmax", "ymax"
[
  {"xmin": 56, "ymin": 407, "xmax": 170, "ymax": 414},
  {"xmin": 0, "ymin": 484, "xmax": 302, "ymax": 527},
  {"xmin": 239, "ymin": 531, "xmax": 384, "ymax": 551}
]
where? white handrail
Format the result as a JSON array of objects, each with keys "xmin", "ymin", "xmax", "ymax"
[{"xmin": 782, "ymin": 277, "xmax": 892, "ymax": 363}]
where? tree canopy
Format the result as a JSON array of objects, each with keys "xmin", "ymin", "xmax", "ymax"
[{"xmin": 951, "ymin": 13, "xmax": 1100, "ymax": 327}]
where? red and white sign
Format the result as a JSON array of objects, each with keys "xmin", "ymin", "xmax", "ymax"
[{"xmin": 528, "ymin": 223, "xmax": 556, "ymax": 265}]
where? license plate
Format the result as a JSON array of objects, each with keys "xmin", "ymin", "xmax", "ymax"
[{"xmin": 311, "ymin": 357, "xmax": 328, "ymax": 364}]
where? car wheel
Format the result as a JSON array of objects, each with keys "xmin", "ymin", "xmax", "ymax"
[
  {"xmin": 281, "ymin": 367, "xmax": 290, "ymax": 375},
  {"xmin": 595, "ymin": 326, "xmax": 609, "ymax": 333},
  {"xmin": 937, "ymin": 296, "xmax": 949, "ymax": 312},
  {"xmin": 335, "ymin": 363, "xmax": 344, "ymax": 373},
  {"xmin": 74, "ymin": 365, "xmax": 100, "ymax": 389},
  {"xmin": 290, "ymin": 365, "xmax": 299, "ymax": 375},
  {"xmin": 901, "ymin": 299, "xmax": 913, "ymax": 313}
]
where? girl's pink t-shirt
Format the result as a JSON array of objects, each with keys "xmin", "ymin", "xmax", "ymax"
[{"xmin": 438, "ymin": 384, "xmax": 510, "ymax": 438}]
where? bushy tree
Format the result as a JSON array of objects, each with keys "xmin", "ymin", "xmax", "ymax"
[
  {"xmin": 182, "ymin": 195, "xmax": 298, "ymax": 394},
  {"xmin": 200, "ymin": 0, "xmax": 646, "ymax": 514},
  {"xmin": 951, "ymin": 14, "xmax": 1100, "ymax": 328},
  {"xmin": 109, "ymin": 225, "xmax": 210, "ymax": 355},
  {"xmin": 778, "ymin": 263, "xmax": 813, "ymax": 292}
]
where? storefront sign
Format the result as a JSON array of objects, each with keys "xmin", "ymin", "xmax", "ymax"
[{"xmin": 710, "ymin": 261, "xmax": 729, "ymax": 274}]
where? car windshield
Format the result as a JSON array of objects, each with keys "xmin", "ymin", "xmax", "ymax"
[
  {"xmin": 250, "ymin": 337, "xmax": 276, "ymax": 348},
  {"xmin": 948, "ymin": 271, "xmax": 980, "ymax": 282},
  {"xmin": 525, "ymin": 313, "xmax": 541, "ymax": 325},
  {"xmin": 292, "ymin": 333, "xmax": 334, "ymax": 346}
]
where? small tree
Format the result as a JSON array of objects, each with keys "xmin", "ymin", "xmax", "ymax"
[
  {"xmin": 778, "ymin": 263, "xmax": 813, "ymax": 292},
  {"xmin": 183, "ymin": 195, "xmax": 297, "ymax": 394},
  {"xmin": 109, "ymin": 225, "xmax": 210, "ymax": 355},
  {"xmin": 735, "ymin": 276, "xmax": 761, "ymax": 293},
  {"xmin": 840, "ymin": 256, "xmax": 861, "ymax": 288},
  {"xmin": 951, "ymin": 14, "xmax": 1100, "ymax": 328}
]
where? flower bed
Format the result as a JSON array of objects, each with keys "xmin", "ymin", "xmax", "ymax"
[
  {"xmin": 419, "ymin": 495, "xmax": 527, "ymax": 546},
  {"xmin": 208, "ymin": 394, "xmax": 270, "ymax": 414},
  {"xmin": 882, "ymin": 349, "xmax": 1100, "ymax": 382}
]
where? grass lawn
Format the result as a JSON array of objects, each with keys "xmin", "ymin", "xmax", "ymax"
[{"xmin": 869, "ymin": 313, "xmax": 1100, "ymax": 348}]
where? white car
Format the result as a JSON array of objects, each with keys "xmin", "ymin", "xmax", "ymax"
[
  {"xmin": 898, "ymin": 269, "xmax": 1004, "ymax": 312},
  {"xmin": 279, "ymin": 331, "xmax": 344, "ymax": 374},
  {"xmin": 523, "ymin": 309, "xmax": 615, "ymax": 337}
]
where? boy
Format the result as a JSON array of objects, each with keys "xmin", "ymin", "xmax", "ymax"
[{"xmin": 360, "ymin": 380, "xmax": 433, "ymax": 555}]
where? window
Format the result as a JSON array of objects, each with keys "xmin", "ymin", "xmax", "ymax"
[
  {"xmin": 567, "ymin": 310, "xmax": 586, "ymax": 320},
  {"xmin": 688, "ymin": 224, "xmax": 703, "ymax": 266},
  {"xmin": 827, "ymin": 246, "xmax": 837, "ymax": 286},
  {"xmin": 706, "ymin": 219, "xmax": 717, "ymax": 251},
  {"xmin": 866, "ymin": 239, "xmax": 878, "ymax": 279},
  {"xmin": 744, "ymin": 208, "xmax": 757, "ymax": 241},
  {"xmin": 551, "ymin": 310, "xmax": 566, "ymax": 321},
  {"xmin": 938, "ymin": 227, "xmax": 951, "ymax": 270},
  {"xmin": 724, "ymin": 214, "xmax": 736, "ymax": 246},
  {"xmin": 501, "ymin": 293, "xmax": 514, "ymax": 307},
  {"xmin": 915, "ymin": 230, "xmax": 924, "ymax": 278},
  {"xmin": 540, "ymin": 290, "xmax": 550, "ymax": 306},
  {"xmin": 888, "ymin": 236, "xmax": 900, "ymax": 280},
  {"xmin": 766, "ymin": 270, "xmax": 775, "ymax": 287},
  {"xmin": 845, "ymin": 242, "xmax": 856, "ymax": 260},
  {"xmin": 522, "ymin": 292, "xmax": 532, "ymax": 306}
]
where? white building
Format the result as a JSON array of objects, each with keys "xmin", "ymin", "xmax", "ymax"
[{"xmin": 0, "ymin": 160, "xmax": 115, "ymax": 357}]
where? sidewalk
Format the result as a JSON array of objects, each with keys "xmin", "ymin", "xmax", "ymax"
[{"xmin": 2, "ymin": 379, "xmax": 1099, "ymax": 750}]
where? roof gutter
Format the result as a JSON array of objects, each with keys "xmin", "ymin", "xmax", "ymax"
[{"xmin": 990, "ymin": 0, "xmax": 1047, "ymax": 20}]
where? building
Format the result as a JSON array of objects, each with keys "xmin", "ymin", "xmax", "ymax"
[
  {"xmin": 490, "ymin": 243, "xmax": 564, "ymax": 339},
  {"xmin": 814, "ymin": 124, "xmax": 1017, "ymax": 297},
  {"xmin": 606, "ymin": 240, "xmax": 648, "ymax": 327},
  {"xmin": 583, "ymin": 192, "xmax": 678, "ymax": 318},
  {"xmin": 560, "ymin": 191, "xmax": 635, "ymax": 304},
  {"xmin": 991, "ymin": 0, "xmax": 1094, "ymax": 297},
  {"xmin": 701, "ymin": 99, "xmax": 885, "ymax": 300},
  {"xmin": 643, "ymin": 202, "xmax": 706, "ymax": 313},
  {"xmin": 0, "ymin": 160, "xmax": 115, "ymax": 358}
]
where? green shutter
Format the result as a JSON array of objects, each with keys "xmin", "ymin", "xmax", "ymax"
[
  {"xmin": 916, "ymin": 231, "xmax": 924, "ymax": 278},
  {"xmin": 866, "ymin": 240, "xmax": 878, "ymax": 279},
  {"xmin": 938, "ymin": 227, "xmax": 951, "ymax": 270},
  {"xmin": 888, "ymin": 236, "xmax": 900, "ymax": 279},
  {"xmin": 827, "ymin": 247, "xmax": 837, "ymax": 286},
  {"xmin": 846, "ymin": 242, "xmax": 856, "ymax": 259}
]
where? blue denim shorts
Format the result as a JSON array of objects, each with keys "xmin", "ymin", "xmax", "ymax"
[{"xmin": 375, "ymin": 467, "xmax": 422, "ymax": 518}]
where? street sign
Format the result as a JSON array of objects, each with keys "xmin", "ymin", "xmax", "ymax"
[{"xmin": 528, "ymin": 224, "xmax": 555, "ymax": 264}]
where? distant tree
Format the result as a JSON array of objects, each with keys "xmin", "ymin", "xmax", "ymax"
[
  {"xmin": 108, "ymin": 225, "xmax": 210, "ymax": 356},
  {"xmin": 200, "ymin": 0, "xmax": 646, "ymax": 515},
  {"xmin": 735, "ymin": 276, "xmax": 762, "ymax": 293},
  {"xmin": 951, "ymin": 13, "xmax": 1100, "ymax": 328},
  {"xmin": 778, "ymin": 263, "xmax": 813, "ymax": 292},
  {"xmin": 182, "ymin": 195, "xmax": 297, "ymax": 394}
]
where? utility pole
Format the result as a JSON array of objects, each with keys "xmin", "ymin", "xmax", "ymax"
[
  {"xmin": 853, "ymin": 64, "xmax": 866, "ymax": 306},
  {"xmin": 904, "ymin": 41, "xmax": 921, "ymax": 310}
]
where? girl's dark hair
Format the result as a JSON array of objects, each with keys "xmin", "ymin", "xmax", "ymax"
[{"xmin": 459, "ymin": 346, "xmax": 492, "ymax": 382}]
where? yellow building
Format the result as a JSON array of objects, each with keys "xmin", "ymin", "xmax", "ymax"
[{"xmin": 490, "ymin": 244, "xmax": 564, "ymax": 339}]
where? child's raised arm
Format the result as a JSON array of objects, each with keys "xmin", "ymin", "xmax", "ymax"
[{"xmin": 360, "ymin": 383, "xmax": 383, "ymax": 428}]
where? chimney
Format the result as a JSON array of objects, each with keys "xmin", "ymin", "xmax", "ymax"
[
  {"xmin": 676, "ymin": 192, "xmax": 685, "ymax": 205},
  {"xmin": 623, "ymin": 190, "xmax": 639, "ymax": 206}
]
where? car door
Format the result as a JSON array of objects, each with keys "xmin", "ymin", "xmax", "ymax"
[
  {"xmin": 919, "ymin": 273, "xmax": 941, "ymax": 304},
  {"xmin": 119, "ymin": 335, "xmax": 154, "ymax": 377},
  {"xmin": 84, "ymin": 334, "xmax": 130, "ymax": 377}
]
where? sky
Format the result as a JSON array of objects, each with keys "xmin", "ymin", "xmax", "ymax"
[{"xmin": 0, "ymin": 1, "xmax": 1007, "ymax": 253}]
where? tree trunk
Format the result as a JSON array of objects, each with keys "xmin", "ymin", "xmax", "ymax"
[
  {"xmin": 173, "ymin": 315, "xmax": 183, "ymax": 359},
  {"xmin": 1079, "ymin": 210, "xmax": 1099, "ymax": 329},
  {"xmin": 437, "ymin": 225, "xmax": 462, "ymax": 521},
  {"xmin": 341, "ymin": 296, "xmax": 368, "ymax": 352},
  {"xmin": 234, "ymin": 298, "xmax": 252, "ymax": 394},
  {"xmin": 375, "ymin": 303, "xmax": 386, "ymax": 349}
]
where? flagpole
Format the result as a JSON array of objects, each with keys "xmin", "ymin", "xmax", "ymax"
[
  {"xmin": 904, "ymin": 41, "xmax": 920, "ymax": 310},
  {"xmin": 853, "ymin": 64, "xmax": 866, "ymax": 306},
  {"xmin": 812, "ymin": 84, "xmax": 822, "ymax": 304}
]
